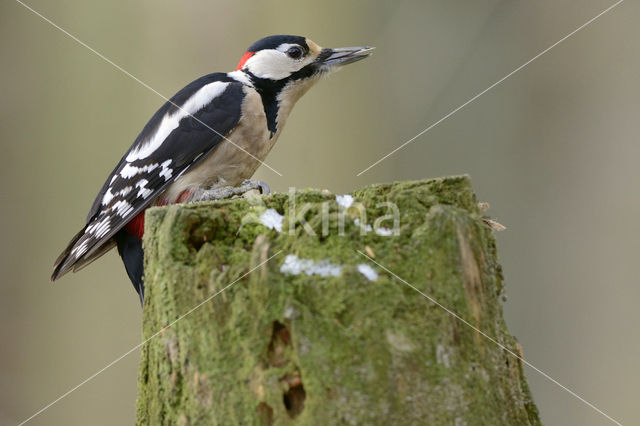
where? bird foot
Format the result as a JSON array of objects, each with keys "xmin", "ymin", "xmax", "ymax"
[
  {"xmin": 244, "ymin": 179, "xmax": 270, "ymax": 195},
  {"xmin": 192, "ymin": 179, "xmax": 270, "ymax": 202}
]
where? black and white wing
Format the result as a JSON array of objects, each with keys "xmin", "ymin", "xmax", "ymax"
[{"xmin": 52, "ymin": 73, "xmax": 246, "ymax": 280}]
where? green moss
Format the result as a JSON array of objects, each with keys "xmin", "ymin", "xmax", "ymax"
[{"xmin": 137, "ymin": 176, "xmax": 541, "ymax": 425}]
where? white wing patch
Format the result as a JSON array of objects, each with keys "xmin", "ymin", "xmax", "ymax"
[
  {"xmin": 86, "ymin": 216, "xmax": 111, "ymax": 239},
  {"xmin": 125, "ymin": 81, "xmax": 230, "ymax": 162},
  {"xmin": 135, "ymin": 179, "xmax": 152, "ymax": 199},
  {"xmin": 71, "ymin": 239, "xmax": 90, "ymax": 258},
  {"xmin": 120, "ymin": 162, "xmax": 159, "ymax": 178},
  {"xmin": 159, "ymin": 159, "xmax": 173, "ymax": 181},
  {"xmin": 102, "ymin": 185, "xmax": 133, "ymax": 205},
  {"xmin": 102, "ymin": 188, "xmax": 114, "ymax": 206},
  {"xmin": 113, "ymin": 200, "xmax": 134, "ymax": 217}
]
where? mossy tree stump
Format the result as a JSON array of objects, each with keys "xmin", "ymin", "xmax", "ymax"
[{"xmin": 136, "ymin": 176, "xmax": 541, "ymax": 425}]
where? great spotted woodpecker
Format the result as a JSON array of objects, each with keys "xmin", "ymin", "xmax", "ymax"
[{"xmin": 51, "ymin": 35, "xmax": 373, "ymax": 304}]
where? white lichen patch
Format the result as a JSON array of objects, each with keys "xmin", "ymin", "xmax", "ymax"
[
  {"xmin": 259, "ymin": 208, "xmax": 283, "ymax": 232},
  {"xmin": 336, "ymin": 194, "xmax": 354, "ymax": 209},
  {"xmin": 357, "ymin": 264, "xmax": 379, "ymax": 281},
  {"xmin": 436, "ymin": 344, "xmax": 452, "ymax": 368},
  {"xmin": 283, "ymin": 305, "xmax": 299, "ymax": 319},
  {"xmin": 354, "ymin": 218, "xmax": 373, "ymax": 232},
  {"xmin": 375, "ymin": 227, "xmax": 393, "ymax": 236},
  {"xmin": 386, "ymin": 330, "xmax": 415, "ymax": 352},
  {"xmin": 280, "ymin": 254, "xmax": 342, "ymax": 277}
]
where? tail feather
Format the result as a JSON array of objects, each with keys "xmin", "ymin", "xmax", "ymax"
[
  {"xmin": 52, "ymin": 226, "xmax": 143, "ymax": 306},
  {"xmin": 51, "ymin": 228, "xmax": 86, "ymax": 281},
  {"xmin": 51, "ymin": 227, "xmax": 116, "ymax": 281}
]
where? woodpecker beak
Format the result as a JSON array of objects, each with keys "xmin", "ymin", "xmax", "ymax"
[{"xmin": 318, "ymin": 46, "xmax": 375, "ymax": 68}]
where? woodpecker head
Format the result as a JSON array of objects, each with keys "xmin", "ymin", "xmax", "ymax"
[
  {"xmin": 235, "ymin": 35, "xmax": 373, "ymax": 135},
  {"xmin": 236, "ymin": 35, "xmax": 373, "ymax": 80}
]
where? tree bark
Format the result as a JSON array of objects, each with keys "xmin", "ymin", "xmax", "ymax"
[{"xmin": 136, "ymin": 176, "xmax": 541, "ymax": 425}]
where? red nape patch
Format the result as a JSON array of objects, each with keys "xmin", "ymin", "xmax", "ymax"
[
  {"xmin": 125, "ymin": 210, "xmax": 146, "ymax": 239},
  {"xmin": 236, "ymin": 51, "xmax": 255, "ymax": 70}
]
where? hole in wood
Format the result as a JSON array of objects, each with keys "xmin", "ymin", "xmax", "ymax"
[
  {"xmin": 267, "ymin": 321, "xmax": 290, "ymax": 367},
  {"xmin": 256, "ymin": 402, "xmax": 274, "ymax": 426},
  {"xmin": 283, "ymin": 382, "xmax": 306, "ymax": 418}
]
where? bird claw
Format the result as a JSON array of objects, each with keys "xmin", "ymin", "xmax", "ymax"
[
  {"xmin": 192, "ymin": 179, "xmax": 270, "ymax": 202},
  {"xmin": 242, "ymin": 179, "xmax": 270, "ymax": 195}
]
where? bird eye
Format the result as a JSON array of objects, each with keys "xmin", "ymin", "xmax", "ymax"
[{"xmin": 287, "ymin": 46, "xmax": 303, "ymax": 59}]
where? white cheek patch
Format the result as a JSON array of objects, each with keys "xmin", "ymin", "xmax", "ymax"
[
  {"xmin": 245, "ymin": 50, "xmax": 293, "ymax": 80},
  {"xmin": 245, "ymin": 49, "xmax": 314, "ymax": 80},
  {"xmin": 126, "ymin": 81, "xmax": 230, "ymax": 162}
]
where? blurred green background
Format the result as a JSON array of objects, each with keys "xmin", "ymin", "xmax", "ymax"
[{"xmin": 1, "ymin": 0, "xmax": 638, "ymax": 424}]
